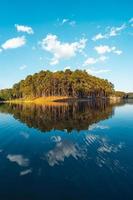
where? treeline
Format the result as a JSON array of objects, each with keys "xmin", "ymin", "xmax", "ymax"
[
  {"xmin": 114, "ymin": 91, "xmax": 126, "ymax": 98},
  {"xmin": 126, "ymin": 93, "xmax": 133, "ymax": 99},
  {"xmin": 114, "ymin": 91, "xmax": 133, "ymax": 99},
  {"xmin": 0, "ymin": 70, "xmax": 114, "ymax": 100}
]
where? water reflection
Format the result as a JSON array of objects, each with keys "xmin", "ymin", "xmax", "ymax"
[
  {"xmin": 0, "ymin": 100, "xmax": 123, "ymax": 132},
  {"xmin": 0, "ymin": 101, "xmax": 133, "ymax": 199},
  {"xmin": 7, "ymin": 154, "xmax": 30, "ymax": 167},
  {"xmin": 43, "ymin": 133, "xmax": 125, "ymax": 171},
  {"xmin": 45, "ymin": 138, "xmax": 86, "ymax": 166}
]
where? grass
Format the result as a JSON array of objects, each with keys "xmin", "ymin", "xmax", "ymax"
[
  {"xmin": 2, "ymin": 95, "xmax": 122, "ymax": 105},
  {"xmin": 5, "ymin": 96, "xmax": 72, "ymax": 105}
]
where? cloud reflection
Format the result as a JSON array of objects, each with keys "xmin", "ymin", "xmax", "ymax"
[
  {"xmin": 45, "ymin": 139, "xmax": 86, "ymax": 167},
  {"xmin": 85, "ymin": 134, "xmax": 125, "ymax": 170},
  {"xmin": 7, "ymin": 154, "xmax": 29, "ymax": 167},
  {"xmin": 88, "ymin": 123, "xmax": 109, "ymax": 131},
  {"xmin": 20, "ymin": 168, "xmax": 32, "ymax": 176},
  {"xmin": 20, "ymin": 131, "xmax": 29, "ymax": 139}
]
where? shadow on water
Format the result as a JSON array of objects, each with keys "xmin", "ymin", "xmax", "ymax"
[{"xmin": 0, "ymin": 100, "xmax": 125, "ymax": 132}]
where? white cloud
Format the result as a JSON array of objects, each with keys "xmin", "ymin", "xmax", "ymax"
[
  {"xmin": 86, "ymin": 68, "xmax": 111, "ymax": 75},
  {"xmin": 94, "ymin": 45, "xmax": 115, "ymax": 54},
  {"xmin": 64, "ymin": 66, "xmax": 71, "ymax": 70},
  {"xmin": 109, "ymin": 24, "xmax": 126, "ymax": 36},
  {"xmin": 94, "ymin": 45, "xmax": 122, "ymax": 55},
  {"xmin": 40, "ymin": 34, "xmax": 87, "ymax": 65},
  {"xmin": 20, "ymin": 169, "xmax": 32, "ymax": 176},
  {"xmin": 15, "ymin": 24, "xmax": 34, "ymax": 34},
  {"xmin": 84, "ymin": 57, "xmax": 97, "ymax": 65},
  {"xmin": 7, "ymin": 154, "xmax": 29, "ymax": 167},
  {"xmin": 69, "ymin": 20, "xmax": 76, "ymax": 26},
  {"xmin": 92, "ymin": 24, "xmax": 126, "ymax": 41},
  {"xmin": 61, "ymin": 19, "xmax": 76, "ymax": 26},
  {"xmin": 2, "ymin": 36, "xmax": 26, "ymax": 50},
  {"xmin": 83, "ymin": 55, "xmax": 108, "ymax": 66},
  {"xmin": 92, "ymin": 33, "xmax": 107, "ymax": 41},
  {"xmin": 99, "ymin": 55, "xmax": 108, "ymax": 61},
  {"xmin": 62, "ymin": 18, "xmax": 69, "ymax": 24},
  {"xmin": 19, "ymin": 65, "xmax": 27, "ymax": 70},
  {"xmin": 114, "ymin": 50, "xmax": 122, "ymax": 55}
]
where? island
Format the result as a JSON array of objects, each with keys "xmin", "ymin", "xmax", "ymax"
[{"xmin": 0, "ymin": 69, "xmax": 130, "ymax": 102}]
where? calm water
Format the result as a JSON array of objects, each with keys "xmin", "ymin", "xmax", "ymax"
[{"xmin": 0, "ymin": 100, "xmax": 133, "ymax": 200}]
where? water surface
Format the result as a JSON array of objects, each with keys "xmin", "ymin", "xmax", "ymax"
[{"xmin": 0, "ymin": 100, "xmax": 133, "ymax": 200}]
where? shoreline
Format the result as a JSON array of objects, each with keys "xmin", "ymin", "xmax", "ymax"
[{"xmin": 0, "ymin": 96, "xmax": 124, "ymax": 104}]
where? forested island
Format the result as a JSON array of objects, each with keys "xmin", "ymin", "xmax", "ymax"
[{"xmin": 0, "ymin": 69, "xmax": 130, "ymax": 102}]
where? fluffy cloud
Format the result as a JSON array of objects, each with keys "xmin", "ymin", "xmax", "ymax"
[
  {"xmin": 40, "ymin": 34, "xmax": 87, "ymax": 65},
  {"xmin": 109, "ymin": 24, "xmax": 126, "ymax": 36},
  {"xmin": 114, "ymin": 50, "xmax": 122, "ymax": 55},
  {"xmin": 83, "ymin": 55, "xmax": 108, "ymax": 66},
  {"xmin": 15, "ymin": 24, "xmax": 34, "ymax": 34},
  {"xmin": 94, "ymin": 45, "xmax": 115, "ymax": 54},
  {"xmin": 92, "ymin": 24, "xmax": 126, "ymax": 41},
  {"xmin": 7, "ymin": 154, "xmax": 29, "ymax": 167},
  {"xmin": 2, "ymin": 36, "xmax": 26, "ymax": 50},
  {"xmin": 94, "ymin": 45, "xmax": 122, "ymax": 55},
  {"xmin": 92, "ymin": 33, "xmax": 107, "ymax": 41},
  {"xmin": 84, "ymin": 57, "xmax": 97, "ymax": 65}
]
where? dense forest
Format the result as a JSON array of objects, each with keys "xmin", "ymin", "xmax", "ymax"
[{"xmin": 0, "ymin": 70, "xmax": 115, "ymax": 101}]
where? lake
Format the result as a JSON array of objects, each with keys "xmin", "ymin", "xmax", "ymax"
[{"xmin": 0, "ymin": 100, "xmax": 133, "ymax": 200}]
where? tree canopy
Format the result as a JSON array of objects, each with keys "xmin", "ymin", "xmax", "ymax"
[{"xmin": 0, "ymin": 70, "xmax": 114, "ymax": 100}]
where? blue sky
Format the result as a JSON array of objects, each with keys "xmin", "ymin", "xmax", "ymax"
[{"xmin": 0, "ymin": 0, "xmax": 133, "ymax": 92}]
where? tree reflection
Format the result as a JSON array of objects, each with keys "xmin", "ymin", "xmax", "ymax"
[{"xmin": 0, "ymin": 101, "xmax": 123, "ymax": 132}]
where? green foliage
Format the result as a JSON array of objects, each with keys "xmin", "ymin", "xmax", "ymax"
[
  {"xmin": 0, "ymin": 70, "xmax": 115, "ymax": 100},
  {"xmin": 114, "ymin": 91, "xmax": 126, "ymax": 98},
  {"xmin": 0, "ymin": 89, "xmax": 13, "ymax": 101}
]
